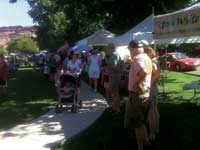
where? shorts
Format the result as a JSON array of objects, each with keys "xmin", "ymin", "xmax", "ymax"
[
  {"xmin": 104, "ymin": 82, "xmax": 109, "ymax": 89},
  {"xmin": 103, "ymin": 74, "xmax": 109, "ymax": 82},
  {"xmin": 124, "ymin": 92, "xmax": 151, "ymax": 129},
  {"xmin": 108, "ymin": 73, "xmax": 120, "ymax": 89},
  {"xmin": 89, "ymin": 69, "xmax": 100, "ymax": 79}
]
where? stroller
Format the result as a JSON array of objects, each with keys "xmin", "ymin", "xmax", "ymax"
[{"xmin": 55, "ymin": 72, "xmax": 81, "ymax": 113}]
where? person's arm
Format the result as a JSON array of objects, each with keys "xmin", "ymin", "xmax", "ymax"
[
  {"xmin": 88, "ymin": 56, "xmax": 91, "ymax": 65},
  {"xmin": 151, "ymin": 62, "xmax": 160, "ymax": 86},
  {"xmin": 98, "ymin": 56, "xmax": 102, "ymax": 66},
  {"xmin": 66, "ymin": 61, "xmax": 71, "ymax": 71},
  {"xmin": 135, "ymin": 69, "xmax": 147, "ymax": 92},
  {"xmin": 134, "ymin": 58, "xmax": 149, "ymax": 92},
  {"xmin": 78, "ymin": 61, "xmax": 83, "ymax": 72},
  {"xmin": 74, "ymin": 59, "xmax": 82, "ymax": 73}
]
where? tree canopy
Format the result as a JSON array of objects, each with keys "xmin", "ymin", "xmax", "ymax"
[
  {"xmin": 0, "ymin": 46, "xmax": 7, "ymax": 55},
  {"xmin": 7, "ymin": 35, "xmax": 38, "ymax": 53},
  {"xmin": 9, "ymin": 0, "xmax": 199, "ymax": 51}
]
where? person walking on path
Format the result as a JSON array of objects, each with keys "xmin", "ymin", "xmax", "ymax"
[
  {"xmin": 124, "ymin": 40, "xmax": 152, "ymax": 150},
  {"xmin": 106, "ymin": 43, "xmax": 121, "ymax": 113},
  {"xmin": 88, "ymin": 50, "xmax": 102, "ymax": 92},
  {"xmin": 0, "ymin": 54, "xmax": 9, "ymax": 95},
  {"xmin": 48, "ymin": 54, "xmax": 58, "ymax": 82},
  {"xmin": 101, "ymin": 57, "xmax": 111, "ymax": 106}
]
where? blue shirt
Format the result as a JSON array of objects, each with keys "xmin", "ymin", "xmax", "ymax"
[{"xmin": 107, "ymin": 51, "xmax": 121, "ymax": 75}]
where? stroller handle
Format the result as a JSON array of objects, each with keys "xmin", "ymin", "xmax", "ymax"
[{"xmin": 64, "ymin": 70, "xmax": 81, "ymax": 77}]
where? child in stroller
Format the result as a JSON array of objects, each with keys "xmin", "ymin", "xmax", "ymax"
[{"xmin": 55, "ymin": 73, "xmax": 81, "ymax": 113}]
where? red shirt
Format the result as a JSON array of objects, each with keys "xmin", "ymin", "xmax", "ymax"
[{"xmin": 0, "ymin": 61, "xmax": 8, "ymax": 80}]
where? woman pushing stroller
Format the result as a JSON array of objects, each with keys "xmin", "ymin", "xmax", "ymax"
[
  {"xmin": 55, "ymin": 51, "xmax": 83, "ymax": 113},
  {"xmin": 66, "ymin": 51, "xmax": 83, "ymax": 88}
]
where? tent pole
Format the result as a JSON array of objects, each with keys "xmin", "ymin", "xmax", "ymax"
[
  {"xmin": 165, "ymin": 44, "xmax": 168, "ymax": 53},
  {"xmin": 154, "ymin": 39, "xmax": 157, "ymax": 51},
  {"xmin": 165, "ymin": 44, "xmax": 169, "ymax": 74},
  {"xmin": 152, "ymin": 7, "xmax": 156, "ymax": 51}
]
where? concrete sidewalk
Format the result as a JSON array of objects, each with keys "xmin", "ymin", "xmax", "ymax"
[
  {"xmin": 0, "ymin": 82, "xmax": 107, "ymax": 150},
  {"xmin": 184, "ymin": 70, "xmax": 200, "ymax": 76}
]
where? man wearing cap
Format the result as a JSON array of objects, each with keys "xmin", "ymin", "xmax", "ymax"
[{"xmin": 124, "ymin": 40, "xmax": 152, "ymax": 150}]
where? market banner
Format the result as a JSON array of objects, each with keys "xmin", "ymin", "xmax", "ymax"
[{"xmin": 154, "ymin": 8, "xmax": 200, "ymax": 39}]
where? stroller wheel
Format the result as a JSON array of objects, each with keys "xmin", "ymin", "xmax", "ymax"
[
  {"xmin": 71, "ymin": 104, "xmax": 77, "ymax": 113},
  {"xmin": 55, "ymin": 105, "xmax": 62, "ymax": 113},
  {"xmin": 79, "ymin": 100, "xmax": 82, "ymax": 108}
]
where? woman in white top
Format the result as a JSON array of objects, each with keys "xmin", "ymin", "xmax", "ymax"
[
  {"xmin": 67, "ymin": 52, "xmax": 82, "ymax": 73},
  {"xmin": 88, "ymin": 50, "xmax": 101, "ymax": 92},
  {"xmin": 67, "ymin": 51, "xmax": 82, "ymax": 88}
]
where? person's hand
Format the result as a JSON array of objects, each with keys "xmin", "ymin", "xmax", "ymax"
[
  {"xmin": 134, "ymin": 82, "xmax": 145, "ymax": 93},
  {"xmin": 71, "ymin": 69, "xmax": 76, "ymax": 73},
  {"xmin": 138, "ymin": 83, "xmax": 146, "ymax": 92},
  {"xmin": 134, "ymin": 83, "xmax": 141, "ymax": 92}
]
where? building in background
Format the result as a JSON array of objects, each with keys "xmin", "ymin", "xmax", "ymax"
[{"xmin": 0, "ymin": 26, "xmax": 36, "ymax": 48}]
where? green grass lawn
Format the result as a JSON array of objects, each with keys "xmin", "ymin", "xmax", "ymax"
[
  {"xmin": 56, "ymin": 71, "xmax": 200, "ymax": 150},
  {"xmin": 0, "ymin": 67, "xmax": 57, "ymax": 131}
]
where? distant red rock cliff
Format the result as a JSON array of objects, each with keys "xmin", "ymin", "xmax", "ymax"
[{"xmin": 0, "ymin": 26, "xmax": 36, "ymax": 47}]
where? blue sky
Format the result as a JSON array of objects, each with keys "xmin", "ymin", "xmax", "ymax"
[{"xmin": 0, "ymin": 0, "xmax": 34, "ymax": 27}]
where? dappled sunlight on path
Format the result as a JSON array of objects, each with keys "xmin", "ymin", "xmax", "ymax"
[{"xmin": 0, "ymin": 81, "xmax": 107, "ymax": 150}]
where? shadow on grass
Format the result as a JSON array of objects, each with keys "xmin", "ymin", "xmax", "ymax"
[
  {"xmin": 60, "ymin": 98, "xmax": 200, "ymax": 150},
  {"xmin": 56, "ymin": 72, "xmax": 200, "ymax": 150},
  {"xmin": 58, "ymin": 77, "xmax": 200, "ymax": 150},
  {"xmin": 157, "ymin": 102, "xmax": 200, "ymax": 150},
  {"xmin": 158, "ymin": 91, "xmax": 200, "ymax": 105},
  {"xmin": 0, "ymin": 68, "xmax": 57, "ymax": 130}
]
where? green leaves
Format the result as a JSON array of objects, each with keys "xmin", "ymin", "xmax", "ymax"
[
  {"xmin": 0, "ymin": 46, "xmax": 8, "ymax": 55},
  {"xmin": 7, "ymin": 35, "xmax": 38, "ymax": 53},
  {"xmin": 26, "ymin": 0, "xmax": 106, "ymax": 50},
  {"xmin": 9, "ymin": 0, "xmax": 196, "ymax": 51}
]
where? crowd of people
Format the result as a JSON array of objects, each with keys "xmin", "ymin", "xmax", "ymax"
[
  {"xmin": 0, "ymin": 39, "xmax": 160, "ymax": 150},
  {"xmin": 44, "ymin": 41, "xmax": 160, "ymax": 150},
  {"xmin": 34, "ymin": 47, "xmax": 119, "ymax": 114}
]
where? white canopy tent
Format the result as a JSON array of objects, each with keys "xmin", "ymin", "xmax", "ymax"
[
  {"xmin": 87, "ymin": 29, "xmax": 115, "ymax": 46},
  {"xmin": 109, "ymin": 15, "xmax": 154, "ymax": 47},
  {"xmin": 110, "ymin": 2, "xmax": 200, "ymax": 47},
  {"xmin": 154, "ymin": 36, "xmax": 200, "ymax": 45},
  {"xmin": 107, "ymin": 15, "xmax": 153, "ymax": 59},
  {"xmin": 76, "ymin": 29, "xmax": 115, "ymax": 46},
  {"xmin": 115, "ymin": 46, "xmax": 130, "ymax": 60}
]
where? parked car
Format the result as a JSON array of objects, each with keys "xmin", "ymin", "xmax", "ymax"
[{"xmin": 159, "ymin": 52, "xmax": 200, "ymax": 71}]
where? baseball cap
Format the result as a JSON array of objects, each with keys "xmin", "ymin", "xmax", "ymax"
[{"xmin": 128, "ymin": 40, "xmax": 143, "ymax": 49}]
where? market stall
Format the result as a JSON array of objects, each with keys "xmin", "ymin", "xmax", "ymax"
[
  {"xmin": 76, "ymin": 29, "xmax": 115, "ymax": 46},
  {"xmin": 154, "ymin": 2, "xmax": 200, "ymax": 44}
]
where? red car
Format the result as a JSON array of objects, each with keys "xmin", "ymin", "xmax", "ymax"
[{"xmin": 159, "ymin": 52, "xmax": 200, "ymax": 71}]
